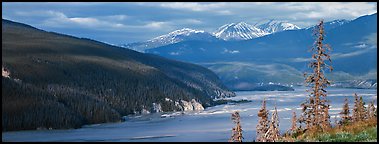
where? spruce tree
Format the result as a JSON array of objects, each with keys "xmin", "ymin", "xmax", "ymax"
[
  {"xmin": 339, "ymin": 97, "xmax": 351, "ymax": 125},
  {"xmin": 289, "ymin": 111, "xmax": 297, "ymax": 134},
  {"xmin": 352, "ymin": 93, "xmax": 360, "ymax": 122},
  {"xmin": 368, "ymin": 101, "xmax": 376, "ymax": 119},
  {"xmin": 359, "ymin": 96, "xmax": 367, "ymax": 120},
  {"xmin": 352, "ymin": 93, "xmax": 367, "ymax": 122},
  {"xmin": 265, "ymin": 106, "xmax": 280, "ymax": 142},
  {"xmin": 229, "ymin": 111, "xmax": 243, "ymax": 142},
  {"xmin": 302, "ymin": 19, "xmax": 333, "ymax": 132},
  {"xmin": 256, "ymin": 98, "xmax": 270, "ymax": 142}
]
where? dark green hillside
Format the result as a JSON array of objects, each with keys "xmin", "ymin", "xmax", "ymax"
[{"xmin": 2, "ymin": 19, "xmax": 235, "ymax": 131}]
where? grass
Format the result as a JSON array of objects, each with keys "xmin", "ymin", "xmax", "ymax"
[
  {"xmin": 281, "ymin": 118, "xmax": 377, "ymax": 142},
  {"xmin": 314, "ymin": 127, "xmax": 376, "ymax": 142}
]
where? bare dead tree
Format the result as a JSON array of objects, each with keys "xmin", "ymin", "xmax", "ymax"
[
  {"xmin": 289, "ymin": 111, "xmax": 297, "ymax": 134},
  {"xmin": 265, "ymin": 106, "xmax": 280, "ymax": 142},
  {"xmin": 229, "ymin": 111, "xmax": 243, "ymax": 142},
  {"xmin": 256, "ymin": 98, "xmax": 270, "ymax": 142},
  {"xmin": 302, "ymin": 19, "xmax": 333, "ymax": 132}
]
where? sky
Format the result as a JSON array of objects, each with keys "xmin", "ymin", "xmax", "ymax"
[{"xmin": 2, "ymin": 2, "xmax": 377, "ymax": 45}]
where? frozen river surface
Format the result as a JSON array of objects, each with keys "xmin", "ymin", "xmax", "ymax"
[{"xmin": 2, "ymin": 87, "xmax": 377, "ymax": 142}]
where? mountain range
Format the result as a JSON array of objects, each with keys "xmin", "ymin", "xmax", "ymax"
[
  {"xmin": 124, "ymin": 13, "xmax": 377, "ymax": 90},
  {"xmin": 2, "ymin": 19, "xmax": 235, "ymax": 131},
  {"xmin": 121, "ymin": 20, "xmax": 301, "ymax": 52}
]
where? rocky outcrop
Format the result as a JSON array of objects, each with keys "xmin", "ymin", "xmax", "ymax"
[
  {"xmin": 140, "ymin": 108, "xmax": 150, "ymax": 114},
  {"xmin": 179, "ymin": 99, "xmax": 204, "ymax": 111},
  {"xmin": 152, "ymin": 103, "xmax": 163, "ymax": 113},
  {"xmin": 191, "ymin": 99, "xmax": 205, "ymax": 111},
  {"xmin": 137, "ymin": 98, "xmax": 205, "ymax": 115}
]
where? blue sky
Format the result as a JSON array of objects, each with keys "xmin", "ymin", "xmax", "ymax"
[{"xmin": 2, "ymin": 2, "xmax": 377, "ymax": 45}]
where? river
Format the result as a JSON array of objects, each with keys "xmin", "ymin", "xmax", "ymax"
[{"xmin": 2, "ymin": 87, "xmax": 377, "ymax": 142}]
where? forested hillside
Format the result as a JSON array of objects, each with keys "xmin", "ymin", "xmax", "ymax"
[{"xmin": 2, "ymin": 19, "xmax": 235, "ymax": 131}]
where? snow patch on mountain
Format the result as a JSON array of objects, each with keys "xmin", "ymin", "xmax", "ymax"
[
  {"xmin": 121, "ymin": 28, "xmax": 216, "ymax": 52},
  {"xmin": 255, "ymin": 20, "xmax": 300, "ymax": 33},
  {"xmin": 213, "ymin": 22, "xmax": 269, "ymax": 41},
  {"xmin": 305, "ymin": 19, "xmax": 350, "ymax": 30}
]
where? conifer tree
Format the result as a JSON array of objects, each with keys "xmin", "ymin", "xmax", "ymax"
[
  {"xmin": 302, "ymin": 19, "xmax": 333, "ymax": 132},
  {"xmin": 289, "ymin": 111, "xmax": 297, "ymax": 134},
  {"xmin": 229, "ymin": 111, "xmax": 243, "ymax": 142},
  {"xmin": 352, "ymin": 93, "xmax": 360, "ymax": 122},
  {"xmin": 339, "ymin": 97, "xmax": 351, "ymax": 125},
  {"xmin": 368, "ymin": 101, "xmax": 376, "ymax": 119},
  {"xmin": 373, "ymin": 101, "xmax": 377, "ymax": 118},
  {"xmin": 299, "ymin": 102, "xmax": 311, "ymax": 130},
  {"xmin": 352, "ymin": 93, "xmax": 367, "ymax": 122},
  {"xmin": 256, "ymin": 98, "xmax": 270, "ymax": 142},
  {"xmin": 359, "ymin": 96, "xmax": 367, "ymax": 120},
  {"xmin": 265, "ymin": 106, "xmax": 280, "ymax": 142}
]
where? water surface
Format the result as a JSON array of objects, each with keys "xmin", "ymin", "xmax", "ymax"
[{"xmin": 2, "ymin": 87, "xmax": 377, "ymax": 142}]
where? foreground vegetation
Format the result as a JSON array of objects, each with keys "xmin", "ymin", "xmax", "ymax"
[{"xmin": 282, "ymin": 118, "xmax": 377, "ymax": 142}]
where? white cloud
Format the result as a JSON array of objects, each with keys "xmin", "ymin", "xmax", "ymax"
[
  {"xmin": 158, "ymin": 2, "xmax": 232, "ymax": 15},
  {"xmin": 103, "ymin": 15, "xmax": 128, "ymax": 21},
  {"xmin": 43, "ymin": 10, "xmax": 194, "ymax": 31},
  {"xmin": 142, "ymin": 2, "xmax": 376, "ymax": 27},
  {"xmin": 281, "ymin": 2, "xmax": 377, "ymax": 22},
  {"xmin": 217, "ymin": 10, "xmax": 233, "ymax": 15},
  {"xmin": 4, "ymin": 2, "xmax": 376, "ymax": 43},
  {"xmin": 143, "ymin": 21, "xmax": 170, "ymax": 29},
  {"xmin": 159, "ymin": 2, "xmax": 227, "ymax": 12},
  {"xmin": 39, "ymin": 11, "xmax": 127, "ymax": 29},
  {"xmin": 290, "ymin": 57, "xmax": 312, "ymax": 62},
  {"xmin": 70, "ymin": 17, "xmax": 99, "ymax": 24}
]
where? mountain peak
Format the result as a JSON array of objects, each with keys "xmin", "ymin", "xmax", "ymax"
[
  {"xmin": 255, "ymin": 20, "xmax": 301, "ymax": 33},
  {"xmin": 148, "ymin": 28, "xmax": 212, "ymax": 43},
  {"xmin": 213, "ymin": 22, "xmax": 268, "ymax": 41},
  {"xmin": 122, "ymin": 28, "xmax": 217, "ymax": 52}
]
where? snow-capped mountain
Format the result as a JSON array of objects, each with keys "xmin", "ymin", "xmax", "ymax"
[
  {"xmin": 255, "ymin": 20, "xmax": 300, "ymax": 33},
  {"xmin": 123, "ymin": 21, "xmax": 302, "ymax": 51},
  {"xmin": 213, "ymin": 22, "xmax": 269, "ymax": 41},
  {"xmin": 121, "ymin": 28, "xmax": 218, "ymax": 52},
  {"xmin": 145, "ymin": 13, "xmax": 377, "ymax": 90}
]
